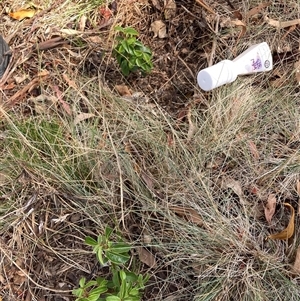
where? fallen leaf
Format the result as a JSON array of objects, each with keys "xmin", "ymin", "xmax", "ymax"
[
  {"xmin": 9, "ymin": 9, "xmax": 36, "ymax": 21},
  {"xmin": 246, "ymin": 2, "xmax": 271, "ymax": 18},
  {"xmin": 222, "ymin": 178, "xmax": 245, "ymax": 203},
  {"xmin": 151, "ymin": 20, "xmax": 167, "ymax": 38},
  {"xmin": 248, "ymin": 140, "xmax": 259, "ymax": 160},
  {"xmin": 62, "ymin": 73, "xmax": 78, "ymax": 89},
  {"xmin": 297, "ymin": 180, "xmax": 300, "ymax": 215},
  {"xmin": 264, "ymin": 194, "xmax": 276, "ymax": 224},
  {"xmin": 297, "ymin": 180, "xmax": 300, "ymax": 196},
  {"xmin": 292, "ymin": 246, "xmax": 300, "ymax": 274},
  {"xmin": 137, "ymin": 247, "xmax": 156, "ymax": 268},
  {"xmin": 79, "ymin": 15, "xmax": 87, "ymax": 31},
  {"xmin": 169, "ymin": 206, "xmax": 203, "ymax": 227},
  {"xmin": 152, "ymin": 0, "xmax": 162, "ymax": 10},
  {"xmin": 38, "ymin": 69, "xmax": 50, "ymax": 77},
  {"xmin": 265, "ymin": 16, "xmax": 300, "ymax": 28},
  {"xmin": 294, "ymin": 60, "xmax": 300, "ymax": 85},
  {"xmin": 115, "ymin": 84, "xmax": 132, "ymax": 96},
  {"xmin": 164, "ymin": 0, "xmax": 176, "ymax": 20},
  {"xmin": 31, "ymin": 94, "xmax": 58, "ymax": 114},
  {"xmin": 14, "ymin": 74, "xmax": 28, "ymax": 84},
  {"xmin": 52, "ymin": 85, "xmax": 72, "ymax": 116},
  {"xmin": 267, "ymin": 203, "xmax": 295, "ymax": 240},
  {"xmin": 99, "ymin": 7, "xmax": 112, "ymax": 20},
  {"xmin": 231, "ymin": 19, "xmax": 246, "ymax": 39},
  {"xmin": 74, "ymin": 113, "xmax": 95, "ymax": 125},
  {"xmin": 232, "ymin": 10, "xmax": 243, "ymax": 20}
]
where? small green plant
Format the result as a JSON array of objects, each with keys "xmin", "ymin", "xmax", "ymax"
[
  {"xmin": 113, "ymin": 26, "xmax": 153, "ymax": 76},
  {"xmin": 73, "ymin": 227, "xmax": 149, "ymax": 301}
]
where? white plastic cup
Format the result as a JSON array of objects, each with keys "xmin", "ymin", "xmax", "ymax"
[{"xmin": 197, "ymin": 42, "xmax": 273, "ymax": 91}]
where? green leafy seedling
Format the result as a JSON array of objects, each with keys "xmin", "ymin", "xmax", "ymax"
[
  {"xmin": 113, "ymin": 26, "xmax": 153, "ymax": 76},
  {"xmin": 73, "ymin": 227, "xmax": 149, "ymax": 301}
]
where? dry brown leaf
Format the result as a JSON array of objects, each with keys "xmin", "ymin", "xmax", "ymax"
[
  {"xmin": 164, "ymin": 0, "xmax": 176, "ymax": 20},
  {"xmin": 246, "ymin": 2, "xmax": 271, "ymax": 18},
  {"xmin": 115, "ymin": 84, "xmax": 132, "ymax": 96},
  {"xmin": 231, "ymin": 19, "xmax": 246, "ymax": 38},
  {"xmin": 32, "ymin": 94, "xmax": 58, "ymax": 114},
  {"xmin": 294, "ymin": 60, "xmax": 300, "ymax": 85},
  {"xmin": 169, "ymin": 206, "xmax": 203, "ymax": 227},
  {"xmin": 74, "ymin": 113, "xmax": 95, "ymax": 125},
  {"xmin": 38, "ymin": 69, "xmax": 50, "ymax": 77},
  {"xmin": 248, "ymin": 140, "xmax": 260, "ymax": 160},
  {"xmin": 9, "ymin": 9, "xmax": 36, "ymax": 20},
  {"xmin": 265, "ymin": 16, "xmax": 300, "ymax": 28},
  {"xmin": 222, "ymin": 178, "xmax": 245, "ymax": 203},
  {"xmin": 264, "ymin": 194, "xmax": 276, "ymax": 224},
  {"xmin": 267, "ymin": 203, "xmax": 295, "ymax": 240},
  {"xmin": 152, "ymin": 0, "xmax": 162, "ymax": 10},
  {"xmin": 53, "ymin": 85, "xmax": 72, "ymax": 116},
  {"xmin": 137, "ymin": 247, "xmax": 156, "ymax": 268},
  {"xmin": 232, "ymin": 10, "xmax": 243, "ymax": 20},
  {"xmin": 14, "ymin": 74, "xmax": 28, "ymax": 84},
  {"xmin": 79, "ymin": 15, "xmax": 87, "ymax": 31},
  {"xmin": 151, "ymin": 20, "xmax": 167, "ymax": 38},
  {"xmin": 63, "ymin": 73, "xmax": 78, "ymax": 89},
  {"xmin": 297, "ymin": 180, "xmax": 300, "ymax": 196},
  {"xmin": 292, "ymin": 246, "xmax": 300, "ymax": 274}
]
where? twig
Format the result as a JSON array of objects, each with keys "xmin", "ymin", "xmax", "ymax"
[{"xmin": 195, "ymin": 0, "xmax": 216, "ymax": 15}]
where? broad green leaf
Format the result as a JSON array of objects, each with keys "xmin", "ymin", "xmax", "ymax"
[
  {"xmin": 135, "ymin": 58, "xmax": 143, "ymax": 67},
  {"xmin": 124, "ymin": 272, "xmax": 138, "ymax": 283},
  {"xmin": 97, "ymin": 248, "xmax": 104, "ymax": 265},
  {"xmin": 106, "ymin": 251, "xmax": 130, "ymax": 264},
  {"xmin": 106, "ymin": 296, "xmax": 121, "ymax": 301},
  {"xmin": 119, "ymin": 270, "xmax": 126, "ymax": 281},
  {"xmin": 126, "ymin": 37, "xmax": 136, "ymax": 45},
  {"xmin": 111, "ymin": 242, "xmax": 131, "ymax": 254},
  {"xmin": 114, "ymin": 26, "xmax": 124, "ymax": 32},
  {"xmin": 120, "ymin": 60, "xmax": 130, "ymax": 76},
  {"xmin": 89, "ymin": 285, "xmax": 108, "ymax": 298},
  {"xmin": 133, "ymin": 49, "xmax": 143, "ymax": 57},
  {"xmin": 123, "ymin": 27, "xmax": 139, "ymax": 36},
  {"xmin": 79, "ymin": 277, "xmax": 86, "ymax": 288},
  {"xmin": 121, "ymin": 40, "xmax": 130, "ymax": 53},
  {"xmin": 105, "ymin": 226, "xmax": 114, "ymax": 238},
  {"xmin": 112, "ymin": 270, "xmax": 120, "ymax": 288},
  {"xmin": 85, "ymin": 236, "xmax": 97, "ymax": 246},
  {"xmin": 85, "ymin": 280, "xmax": 98, "ymax": 288},
  {"xmin": 72, "ymin": 287, "xmax": 83, "ymax": 297},
  {"xmin": 129, "ymin": 288, "xmax": 139, "ymax": 296}
]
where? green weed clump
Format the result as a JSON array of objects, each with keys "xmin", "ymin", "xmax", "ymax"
[
  {"xmin": 73, "ymin": 227, "xmax": 149, "ymax": 301},
  {"xmin": 113, "ymin": 26, "xmax": 153, "ymax": 76}
]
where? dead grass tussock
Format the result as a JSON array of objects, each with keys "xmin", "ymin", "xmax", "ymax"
[{"xmin": 2, "ymin": 69, "xmax": 300, "ymax": 299}]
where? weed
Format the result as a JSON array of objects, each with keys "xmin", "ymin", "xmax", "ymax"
[
  {"xmin": 73, "ymin": 227, "xmax": 149, "ymax": 301},
  {"xmin": 113, "ymin": 26, "xmax": 153, "ymax": 76}
]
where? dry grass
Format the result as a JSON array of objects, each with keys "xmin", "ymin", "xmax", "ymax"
[{"xmin": 1, "ymin": 0, "xmax": 300, "ymax": 300}]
